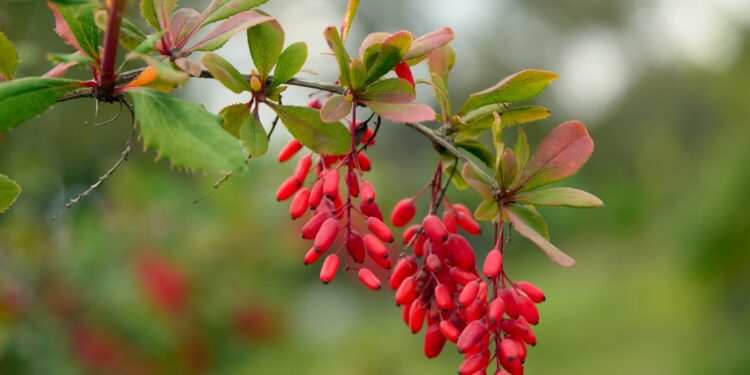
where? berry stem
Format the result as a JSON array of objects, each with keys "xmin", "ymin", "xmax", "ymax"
[{"xmin": 98, "ymin": 0, "xmax": 126, "ymax": 99}]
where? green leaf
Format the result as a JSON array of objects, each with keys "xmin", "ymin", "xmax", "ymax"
[
  {"xmin": 0, "ymin": 78, "xmax": 81, "ymax": 131},
  {"xmin": 248, "ymin": 17, "xmax": 285, "ymax": 79},
  {"xmin": 506, "ymin": 203, "xmax": 575, "ymax": 267},
  {"xmin": 201, "ymin": 52, "xmax": 250, "ymax": 93},
  {"xmin": 220, "ymin": 105, "xmax": 268, "ymax": 157},
  {"xmin": 129, "ymin": 88, "xmax": 245, "ymax": 171},
  {"xmin": 320, "ymin": 94, "xmax": 352, "ymax": 123},
  {"xmin": 440, "ymin": 156, "xmax": 468, "ymax": 190},
  {"xmin": 499, "ymin": 148, "xmax": 518, "ymax": 188},
  {"xmin": 127, "ymin": 54, "xmax": 189, "ymax": 85},
  {"xmin": 47, "ymin": 52, "xmax": 94, "ymax": 65},
  {"xmin": 188, "ymin": 11, "xmax": 273, "ymax": 52},
  {"xmin": 514, "ymin": 127, "xmax": 530, "ymax": 175},
  {"xmin": 323, "ymin": 26, "xmax": 351, "ymax": 88},
  {"xmin": 366, "ymin": 31, "xmax": 411, "ymax": 85},
  {"xmin": 270, "ymin": 105, "xmax": 351, "ymax": 155},
  {"xmin": 490, "ymin": 111, "xmax": 503, "ymax": 155},
  {"xmin": 339, "ymin": 0, "xmax": 360, "ymax": 42},
  {"xmin": 362, "ymin": 101, "xmax": 435, "ymax": 124},
  {"xmin": 0, "ymin": 174, "xmax": 21, "ymax": 214},
  {"xmin": 148, "ymin": 0, "xmax": 177, "ymax": 31},
  {"xmin": 461, "ymin": 163, "xmax": 494, "ymax": 200},
  {"xmin": 360, "ymin": 78, "xmax": 415, "ymax": 103},
  {"xmin": 458, "ymin": 70, "xmax": 559, "ymax": 115},
  {"xmin": 0, "ymin": 32, "xmax": 19, "ymax": 80},
  {"xmin": 456, "ymin": 139, "xmax": 494, "ymax": 168},
  {"xmin": 425, "ymin": 73, "xmax": 451, "ymax": 123},
  {"xmin": 50, "ymin": 2, "xmax": 100, "ymax": 61},
  {"xmin": 474, "ymin": 200, "xmax": 499, "ymax": 221},
  {"xmin": 461, "ymin": 104, "xmax": 550, "ymax": 126},
  {"xmin": 349, "ymin": 58, "xmax": 367, "ymax": 92},
  {"xmin": 514, "ymin": 187, "xmax": 603, "ymax": 208},
  {"xmin": 95, "ymin": 11, "xmax": 147, "ymax": 51},
  {"xmin": 140, "ymin": 0, "xmax": 159, "ymax": 29},
  {"xmin": 132, "ymin": 31, "xmax": 163, "ymax": 54},
  {"xmin": 514, "ymin": 120, "xmax": 594, "ymax": 192},
  {"xmin": 50, "ymin": 0, "xmax": 94, "ymax": 4},
  {"xmin": 271, "ymin": 42, "xmax": 307, "ymax": 88},
  {"xmin": 199, "ymin": 0, "xmax": 269, "ymax": 26}
]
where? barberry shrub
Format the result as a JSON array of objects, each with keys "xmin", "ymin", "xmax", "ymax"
[{"xmin": 0, "ymin": 0, "xmax": 603, "ymax": 373}]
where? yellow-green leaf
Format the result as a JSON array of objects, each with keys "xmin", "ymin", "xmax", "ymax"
[
  {"xmin": 514, "ymin": 187, "xmax": 603, "ymax": 208},
  {"xmin": 270, "ymin": 105, "xmax": 351, "ymax": 155},
  {"xmin": 247, "ymin": 17, "xmax": 284, "ymax": 79},
  {"xmin": 506, "ymin": 203, "xmax": 575, "ymax": 267},
  {"xmin": 201, "ymin": 52, "xmax": 250, "ymax": 93},
  {"xmin": 0, "ymin": 32, "xmax": 19, "ymax": 81},
  {"xmin": 474, "ymin": 200, "xmax": 499, "ymax": 221},
  {"xmin": 271, "ymin": 42, "xmax": 307, "ymax": 88},
  {"xmin": 0, "ymin": 174, "xmax": 21, "ymax": 214},
  {"xmin": 458, "ymin": 70, "xmax": 559, "ymax": 115},
  {"xmin": 323, "ymin": 26, "xmax": 351, "ymax": 88}
]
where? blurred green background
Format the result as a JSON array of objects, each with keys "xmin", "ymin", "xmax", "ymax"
[{"xmin": 1, "ymin": 0, "xmax": 750, "ymax": 374}]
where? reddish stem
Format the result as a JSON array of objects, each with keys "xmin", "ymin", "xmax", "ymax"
[{"xmin": 98, "ymin": 0, "xmax": 127, "ymax": 99}]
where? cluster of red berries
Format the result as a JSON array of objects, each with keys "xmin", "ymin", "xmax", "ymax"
[
  {"xmin": 276, "ymin": 98, "xmax": 388, "ymax": 291},
  {"xmin": 387, "ymin": 164, "xmax": 547, "ymax": 375}
]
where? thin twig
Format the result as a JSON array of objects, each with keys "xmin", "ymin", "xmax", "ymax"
[
  {"xmin": 52, "ymin": 98, "xmax": 136, "ymax": 220},
  {"xmin": 94, "ymin": 100, "xmax": 123, "ymax": 126},
  {"xmin": 192, "ymin": 154, "xmax": 253, "ymax": 204}
]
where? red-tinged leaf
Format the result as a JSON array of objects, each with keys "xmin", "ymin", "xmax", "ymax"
[
  {"xmin": 404, "ymin": 27, "xmax": 455, "ymax": 63},
  {"xmin": 49, "ymin": 3, "xmax": 100, "ymax": 62},
  {"xmin": 514, "ymin": 120, "xmax": 594, "ymax": 192},
  {"xmin": 320, "ymin": 94, "xmax": 352, "ymax": 122},
  {"xmin": 169, "ymin": 8, "xmax": 201, "ymax": 48},
  {"xmin": 358, "ymin": 32, "xmax": 389, "ymax": 60},
  {"xmin": 458, "ymin": 70, "xmax": 559, "ymax": 115},
  {"xmin": 366, "ymin": 31, "xmax": 412, "ymax": 85},
  {"xmin": 506, "ymin": 203, "xmax": 575, "ymax": 267},
  {"xmin": 323, "ymin": 26, "xmax": 351, "ymax": 88},
  {"xmin": 339, "ymin": 0, "xmax": 360, "ymax": 42},
  {"xmin": 363, "ymin": 101, "xmax": 434, "ymax": 124},
  {"xmin": 461, "ymin": 163, "xmax": 494, "ymax": 200},
  {"xmin": 185, "ymin": 10, "xmax": 273, "ymax": 52},
  {"xmin": 428, "ymin": 45, "xmax": 455, "ymax": 83},
  {"xmin": 513, "ymin": 187, "xmax": 603, "ymax": 208},
  {"xmin": 360, "ymin": 78, "xmax": 415, "ymax": 104},
  {"xmin": 49, "ymin": 3, "xmax": 84, "ymax": 53},
  {"xmin": 199, "ymin": 0, "xmax": 269, "ymax": 26}
]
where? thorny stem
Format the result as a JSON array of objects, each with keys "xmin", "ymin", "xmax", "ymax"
[
  {"xmin": 344, "ymin": 100, "xmax": 358, "ymax": 257},
  {"xmin": 52, "ymin": 97, "xmax": 135, "ymax": 220},
  {"xmin": 97, "ymin": 0, "xmax": 127, "ymax": 100}
]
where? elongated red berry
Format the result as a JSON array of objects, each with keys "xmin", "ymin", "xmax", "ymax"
[
  {"xmin": 314, "ymin": 218, "xmax": 339, "ymax": 253},
  {"xmin": 465, "ymin": 299, "xmax": 486, "ymax": 323},
  {"xmin": 445, "ymin": 234, "xmax": 476, "ymax": 270},
  {"xmin": 443, "ymin": 209, "xmax": 458, "ymax": 233},
  {"xmin": 389, "ymin": 256, "xmax": 417, "ymax": 289},
  {"xmin": 360, "ymin": 181, "xmax": 376, "ymax": 203},
  {"xmin": 425, "ymin": 254, "xmax": 442, "ymax": 272},
  {"xmin": 357, "ymin": 268, "xmax": 381, "ymax": 290},
  {"xmin": 501, "ymin": 319, "xmax": 528, "ymax": 338},
  {"xmin": 346, "ymin": 231, "xmax": 366, "ymax": 263},
  {"xmin": 278, "ymin": 139, "xmax": 303, "ymax": 162},
  {"xmin": 516, "ymin": 281, "xmax": 545, "ymax": 303},
  {"xmin": 456, "ymin": 211, "xmax": 481, "ymax": 235},
  {"xmin": 408, "ymin": 299, "xmax": 425, "ymax": 333},
  {"xmin": 356, "ymin": 152, "xmax": 372, "ymax": 171},
  {"xmin": 499, "ymin": 288, "xmax": 519, "ymax": 319},
  {"xmin": 424, "ymin": 323, "xmax": 446, "ymax": 358},
  {"xmin": 499, "ymin": 338, "xmax": 521, "ymax": 364},
  {"xmin": 488, "ymin": 297, "xmax": 506, "ymax": 325},
  {"xmin": 303, "ymin": 247, "xmax": 322, "ymax": 265},
  {"xmin": 302, "ymin": 211, "xmax": 331, "ymax": 239},
  {"xmin": 308, "ymin": 179, "xmax": 324, "ymax": 209},
  {"xmin": 395, "ymin": 276, "xmax": 417, "ymax": 305},
  {"xmin": 449, "ymin": 267, "xmax": 478, "ymax": 285},
  {"xmin": 422, "ymin": 215, "xmax": 448, "ymax": 243},
  {"xmin": 394, "ymin": 61, "xmax": 415, "ymax": 87},
  {"xmin": 483, "ymin": 248, "xmax": 503, "ymax": 278},
  {"xmin": 439, "ymin": 320, "xmax": 460, "ymax": 342},
  {"xmin": 434, "ymin": 284, "xmax": 454, "ymax": 310},
  {"xmin": 391, "ymin": 199, "xmax": 417, "ymax": 227},
  {"xmin": 366, "ymin": 217, "xmax": 393, "ymax": 243},
  {"xmin": 293, "ymin": 154, "xmax": 312, "ymax": 184},
  {"xmin": 319, "ymin": 254, "xmax": 340, "ymax": 284},
  {"xmin": 457, "ymin": 320, "xmax": 487, "ymax": 353},
  {"xmin": 323, "ymin": 169, "xmax": 340, "ymax": 199},
  {"xmin": 276, "ymin": 176, "xmax": 301, "ymax": 201},
  {"xmin": 459, "ymin": 280, "xmax": 479, "ymax": 308},
  {"xmin": 371, "ymin": 253, "xmax": 392, "ymax": 270},
  {"xmin": 515, "ymin": 291, "xmax": 539, "ymax": 325},
  {"xmin": 403, "ymin": 224, "xmax": 420, "ymax": 244},
  {"xmin": 360, "ymin": 126, "xmax": 375, "ymax": 146},
  {"xmin": 364, "ymin": 234, "xmax": 388, "ymax": 258},
  {"xmin": 290, "ymin": 188, "xmax": 310, "ymax": 219},
  {"xmin": 347, "ymin": 170, "xmax": 359, "ymax": 197},
  {"xmin": 360, "ymin": 200, "xmax": 384, "ymax": 222},
  {"xmin": 459, "ymin": 350, "xmax": 489, "ymax": 375}
]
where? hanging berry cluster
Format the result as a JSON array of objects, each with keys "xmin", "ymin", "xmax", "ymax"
[
  {"xmin": 0, "ymin": 0, "xmax": 604, "ymax": 373},
  {"xmin": 276, "ymin": 97, "xmax": 390, "ymax": 289}
]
